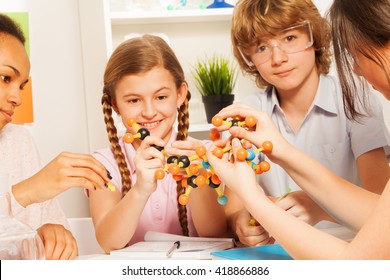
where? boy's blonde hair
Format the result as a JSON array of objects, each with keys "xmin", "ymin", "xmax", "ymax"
[{"xmin": 231, "ymin": 0, "xmax": 332, "ymax": 88}]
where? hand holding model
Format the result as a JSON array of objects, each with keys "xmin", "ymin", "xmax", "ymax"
[
  {"xmin": 12, "ymin": 152, "xmax": 111, "ymax": 207},
  {"xmin": 132, "ymin": 135, "xmax": 166, "ymax": 197},
  {"xmin": 215, "ymin": 103, "xmax": 291, "ymax": 165}
]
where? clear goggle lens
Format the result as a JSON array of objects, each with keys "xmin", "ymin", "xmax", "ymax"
[{"xmin": 239, "ymin": 21, "xmax": 313, "ymax": 67}]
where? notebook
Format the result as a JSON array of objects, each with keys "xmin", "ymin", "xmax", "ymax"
[
  {"xmin": 211, "ymin": 244, "xmax": 293, "ymax": 260},
  {"xmin": 110, "ymin": 231, "xmax": 235, "ymax": 260}
]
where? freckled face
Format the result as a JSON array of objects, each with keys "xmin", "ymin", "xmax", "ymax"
[
  {"xmin": 253, "ymin": 45, "xmax": 318, "ymax": 94},
  {"xmin": 113, "ymin": 67, "xmax": 187, "ymax": 147},
  {"xmin": 0, "ymin": 34, "xmax": 30, "ymax": 130}
]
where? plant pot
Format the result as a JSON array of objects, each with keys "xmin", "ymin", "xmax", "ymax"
[{"xmin": 202, "ymin": 95, "xmax": 234, "ymax": 123}]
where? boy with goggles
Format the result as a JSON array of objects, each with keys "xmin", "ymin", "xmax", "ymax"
[{"xmin": 225, "ymin": 0, "xmax": 390, "ymax": 247}]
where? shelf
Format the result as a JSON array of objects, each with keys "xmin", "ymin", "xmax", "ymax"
[
  {"xmin": 190, "ymin": 123, "xmax": 213, "ymax": 132},
  {"xmin": 110, "ymin": 8, "xmax": 233, "ymax": 25}
]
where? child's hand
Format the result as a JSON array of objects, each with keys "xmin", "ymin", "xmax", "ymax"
[
  {"xmin": 167, "ymin": 139, "xmax": 205, "ymax": 157},
  {"xmin": 13, "ymin": 152, "xmax": 111, "ymax": 207},
  {"xmin": 207, "ymin": 138, "xmax": 260, "ymax": 196},
  {"xmin": 216, "ymin": 103, "xmax": 291, "ymax": 163},
  {"xmin": 235, "ymin": 209, "xmax": 272, "ymax": 247},
  {"xmin": 37, "ymin": 223, "xmax": 78, "ymax": 260},
  {"xmin": 133, "ymin": 136, "xmax": 166, "ymax": 196},
  {"xmin": 166, "ymin": 139, "xmax": 211, "ymax": 169},
  {"xmin": 276, "ymin": 190, "xmax": 330, "ymax": 225}
]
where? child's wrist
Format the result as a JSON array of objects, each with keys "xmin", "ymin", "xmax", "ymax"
[
  {"xmin": 267, "ymin": 140, "xmax": 292, "ymax": 165},
  {"xmin": 131, "ymin": 183, "xmax": 154, "ymax": 199},
  {"xmin": 11, "ymin": 180, "xmax": 34, "ymax": 207}
]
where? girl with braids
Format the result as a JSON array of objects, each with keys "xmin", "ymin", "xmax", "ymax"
[
  {"xmin": 206, "ymin": 0, "xmax": 390, "ymax": 259},
  {"xmin": 90, "ymin": 34, "xmax": 227, "ymax": 253},
  {"xmin": 225, "ymin": 0, "xmax": 390, "ymax": 247}
]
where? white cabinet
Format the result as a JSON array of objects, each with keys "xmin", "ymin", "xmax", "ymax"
[{"xmin": 78, "ymin": 0, "xmax": 258, "ymax": 149}]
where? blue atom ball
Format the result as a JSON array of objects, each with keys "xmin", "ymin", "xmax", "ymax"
[{"xmin": 217, "ymin": 195, "xmax": 228, "ymax": 205}]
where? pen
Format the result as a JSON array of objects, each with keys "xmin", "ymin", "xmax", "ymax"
[{"xmin": 166, "ymin": 241, "xmax": 180, "ymax": 258}]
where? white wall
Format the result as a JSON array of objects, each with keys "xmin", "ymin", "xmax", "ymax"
[{"xmin": 28, "ymin": 0, "xmax": 94, "ymax": 217}]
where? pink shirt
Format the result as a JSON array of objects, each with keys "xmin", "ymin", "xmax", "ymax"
[
  {"xmin": 93, "ymin": 131, "xmax": 211, "ymax": 245},
  {"xmin": 0, "ymin": 124, "xmax": 68, "ymax": 230}
]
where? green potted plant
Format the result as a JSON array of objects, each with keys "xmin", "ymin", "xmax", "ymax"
[{"xmin": 192, "ymin": 54, "xmax": 237, "ymax": 123}]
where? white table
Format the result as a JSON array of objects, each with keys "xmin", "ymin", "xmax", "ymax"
[{"xmin": 76, "ymin": 224, "xmax": 356, "ymax": 260}]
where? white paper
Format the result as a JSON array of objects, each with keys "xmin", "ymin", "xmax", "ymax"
[{"xmin": 110, "ymin": 231, "xmax": 235, "ymax": 259}]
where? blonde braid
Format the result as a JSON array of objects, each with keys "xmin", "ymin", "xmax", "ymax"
[
  {"xmin": 102, "ymin": 92, "xmax": 132, "ymax": 197},
  {"xmin": 175, "ymin": 89, "xmax": 191, "ymax": 236}
]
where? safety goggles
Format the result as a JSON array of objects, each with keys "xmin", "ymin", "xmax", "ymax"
[{"xmin": 239, "ymin": 21, "xmax": 313, "ymax": 67}]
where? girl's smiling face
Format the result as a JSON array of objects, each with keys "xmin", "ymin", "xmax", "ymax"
[
  {"xmin": 0, "ymin": 34, "xmax": 30, "ymax": 130},
  {"xmin": 113, "ymin": 66, "xmax": 187, "ymax": 147}
]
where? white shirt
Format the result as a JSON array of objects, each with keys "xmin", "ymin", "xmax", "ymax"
[
  {"xmin": 0, "ymin": 124, "xmax": 68, "ymax": 230},
  {"xmin": 242, "ymin": 75, "xmax": 390, "ymax": 197}
]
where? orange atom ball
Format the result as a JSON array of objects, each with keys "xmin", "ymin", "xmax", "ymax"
[
  {"xmin": 259, "ymin": 161, "xmax": 271, "ymax": 172},
  {"xmin": 262, "ymin": 141, "xmax": 273, "ymax": 153},
  {"xmin": 189, "ymin": 164, "xmax": 200, "ymax": 175},
  {"xmin": 154, "ymin": 169, "xmax": 165, "ymax": 180},
  {"xmin": 211, "ymin": 174, "xmax": 221, "ymax": 185},
  {"xmin": 203, "ymin": 171, "xmax": 213, "ymax": 179},
  {"xmin": 195, "ymin": 176, "xmax": 206, "ymax": 187},
  {"xmin": 123, "ymin": 133, "xmax": 134, "ymax": 144},
  {"xmin": 255, "ymin": 169, "xmax": 263, "ymax": 175},
  {"xmin": 212, "ymin": 147, "xmax": 224, "ymax": 159},
  {"xmin": 254, "ymin": 165, "xmax": 263, "ymax": 174},
  {"xmin": 195, "ymin": 146, "xmax": 207, "ymax": 157},
  {"xmin": 168, "ymin": 164, "xmax": 180, "ymax": 175},
  {"xmin": 212, "ymin": 115, "xmax": 223, "ymax": 127},
  {"xmin": 172, "ymin": 174, "xmax": 183, "ymax": 181},
  {"xmin": 209, "ymin": 128, "xmax": 221, "ymax": 141},
  {"xmin": 245, "ymin": 116, "xmax": 257, "ymax": 128},
  {"xmin": 126, "ymin": 117, "xmax": 137, "ymax": 127},
  {"xmin": 179, "ymin": 194, "xmax": 189, "ymax": 205},
  {"xmin": 236, "ymin": 148, "xmax": 248, "ymax": 161}
]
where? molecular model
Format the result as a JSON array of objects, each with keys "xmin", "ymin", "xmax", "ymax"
[
  {"xmin": 210, "ymin": 115, "xmax": 273, "ymax": 175},
  {"xmin": 122, "ymin": 116, "xmax": 273, "ymax": 206}
]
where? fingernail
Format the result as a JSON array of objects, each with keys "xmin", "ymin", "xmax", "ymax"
[
  {"xmin": 106, "ymin": 169, "xmax": 112, "ymax": 180},
  {"xmin": 232, "ymin": 138, "xmax": 240, "ymax": 147}
]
